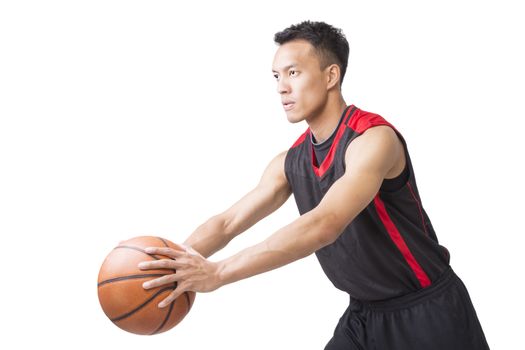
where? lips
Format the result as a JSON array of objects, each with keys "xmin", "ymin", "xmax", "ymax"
[{"xmin": 282, "ymin": 101, "xmax": 295, "ymax": 111}]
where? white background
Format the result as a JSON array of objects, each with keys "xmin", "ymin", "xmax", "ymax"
[{"xmin": 1, "ymin": 0, "xmax": 523, "ymax": 348}]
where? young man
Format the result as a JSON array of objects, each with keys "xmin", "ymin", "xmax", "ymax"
[{"xmin": 139, "ymin": 21, "xmax": 490, "ymax": 349}]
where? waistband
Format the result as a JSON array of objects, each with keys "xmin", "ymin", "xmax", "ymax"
[{"xmin": 350, "ymin": 267, "xmax": 457, "ymax": 312}]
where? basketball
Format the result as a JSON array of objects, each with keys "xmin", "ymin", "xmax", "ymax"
[{"xmin": 97, "ymin": 236, "xmax": 196, "ymax": 335}]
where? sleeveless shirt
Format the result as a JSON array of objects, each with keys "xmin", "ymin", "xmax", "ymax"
[
  {"xmin": 311, "ymin": 111, "xmax": 409, "ymax": 192},
  {"xmin": 284, "ymin": 104, "xmax": 450, "ymax": 301}
]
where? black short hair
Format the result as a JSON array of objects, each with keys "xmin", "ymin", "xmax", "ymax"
[{"xmin": 274, "ymin": 20, "xmax": 349, "ymax": 86}]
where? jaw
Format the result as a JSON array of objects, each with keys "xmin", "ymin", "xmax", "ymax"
[{"xmin": 286, "ymin": 110, "xmax": 305, "ymax": 124}]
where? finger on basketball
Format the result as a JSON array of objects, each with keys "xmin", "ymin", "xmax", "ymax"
[
  {"xmin": 138, "ymin": 258, "xmax": 184, "ymax": 270},
  {"xmin": 98, "ymin": 235, "xmax": 196, "ymax": 335},
  {"xmin": 158, "ymin": 287, "xmax": 186, "ymax": 308},
  {"xmin": 144, "ymin": 246, "xmax": 186, "ymax": 258},
  {"xmin": 142, "ymin": 273, "xmax": 179, "ymax": 290}
]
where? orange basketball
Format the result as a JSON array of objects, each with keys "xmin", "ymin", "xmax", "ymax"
[{"xmin": 97, "ymin": 236, "xmax": 196, "ymax": 335}]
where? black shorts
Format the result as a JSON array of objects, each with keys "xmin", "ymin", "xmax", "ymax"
[{"xmin": 324, "ymin": 268, "xmax": 489, "ymax": 350}]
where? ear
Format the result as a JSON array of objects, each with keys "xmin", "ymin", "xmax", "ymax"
[{"xmin": 325, "ymin": 64, "xmax": 341, "ymax": 90}]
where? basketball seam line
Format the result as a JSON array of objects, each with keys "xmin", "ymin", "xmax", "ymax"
[
  {"xmin": 151, "ymin": 300, "xmax": 175, "ymax": 335},
  {"xmin": 113, "ymin": 245, "xmax": 176, "ymax": 272},
  {"xmin": 97, "ymin": 274, "xmax": 166, "ymax": 287},
  {"xmin": 157, "ymin": 237, "xmax": 169, "ymax": 247},
  {"xmin": 110, "ymin": 286, "xmax": 176, "ymax": 322},
  {"xmin": 184, "ymin": 291, "xmax": 191, "ymax": 311},
  {"xmin": 114, "ymin": 245, "xmax": 160, "ymax": 260}
]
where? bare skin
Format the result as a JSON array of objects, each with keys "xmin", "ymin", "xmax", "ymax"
[{"xmin": 139, "ymin": 39, "xmax": 406, "ymax": 308}]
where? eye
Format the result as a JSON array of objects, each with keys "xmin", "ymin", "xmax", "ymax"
[
  {"xmin": 290, "ymin": 70, "xmax": 298, "ymax": 77},
  {"xmin": 273, "ymin": 73, "xmax": 279, "ymax": 80}
]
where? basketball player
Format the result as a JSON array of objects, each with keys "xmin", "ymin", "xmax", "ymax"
[{"xmin": 139, "ymin": 21, "xmax": 490, "ymax": 349}]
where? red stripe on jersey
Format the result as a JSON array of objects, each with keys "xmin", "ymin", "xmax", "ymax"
[
  {"xmin": 373, "ymin": 194, "xmax": 432, "ymax": 288},
  {"xmin": 347, "ymin": 110, "xmax": 398, "ymax": 134},
  {"xmin": 312, "ymin": 105, "xmax": 356, "ymax": 177},
  {"xmin": 291, "ymin": 129, "xmax": 309, "ymax": 148}
]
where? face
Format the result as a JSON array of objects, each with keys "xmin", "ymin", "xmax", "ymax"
[{"xmin": 272, "ymin": 40, "xmax": 329, "ymax": 123}]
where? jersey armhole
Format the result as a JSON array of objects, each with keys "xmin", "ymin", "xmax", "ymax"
[{"xmin": 380, "ymin": 129, "xmax": 411, "ymax": 193}]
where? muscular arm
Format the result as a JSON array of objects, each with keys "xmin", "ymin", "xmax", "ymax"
[
  {"xmin": 216, "ymin": 126, "xmax": 403, "ymax": 286},
  {"xmin": 182, "ymin": 150, "xmax": 292, "ymax": 258}
]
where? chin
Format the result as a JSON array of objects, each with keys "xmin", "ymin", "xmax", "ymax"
[{"xmin": 286, "ymin": 111, "xmax": 305, "ymax": 124}]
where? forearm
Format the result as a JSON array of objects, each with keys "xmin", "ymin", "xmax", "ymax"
[
  {"xmin": 183, "ymin": 215, "xmax": 234, "ymax": 259},
  {"xmin": 216, "ymin": 210, "xmax": 335, "ymax": 286}
]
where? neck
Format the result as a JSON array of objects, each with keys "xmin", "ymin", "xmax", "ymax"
[{"xmin": 307, "ymin": 96, "xmax": 348, "ymax": 143}]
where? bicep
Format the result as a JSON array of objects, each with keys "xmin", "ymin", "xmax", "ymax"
[
  {"xmin": 222, "ymin": 150, "xmax": 292, "ymax": 236},
  {"xmin": 315, "ymin": 126, "xmax": 401, "ymax": 237}
]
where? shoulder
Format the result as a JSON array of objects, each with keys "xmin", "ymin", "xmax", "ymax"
[
  {"xmin": 348, "ymin": 125, "xmax": 400, "ymax": 157},
  {"xmin": 344, "ymin": 125, "xmax": 402, "ymax": 174},
  {"xmin": 347, "ymin": 107, "xmax": 398, "ymax": 134},
  {"xmin": 361, "ymin": 124, "xmax": 399, "ymax": 141},
  {"xmin": 266, "ymin": 150, "xmax": 289, "ymax": 177}
]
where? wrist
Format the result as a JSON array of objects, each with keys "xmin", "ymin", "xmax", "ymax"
[{"xmin": 215, "ymin": 259, "xmax": 232, "ymax": 288}]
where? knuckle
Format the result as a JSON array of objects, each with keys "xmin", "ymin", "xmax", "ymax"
[{"xmin": 165, "ymin": 274, "xmax": 175, "ymax": 284}]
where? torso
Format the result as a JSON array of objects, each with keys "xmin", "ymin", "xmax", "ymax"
[{"xmin": 284, "ymin": 104, "xmax": 450, "ymax": 301}]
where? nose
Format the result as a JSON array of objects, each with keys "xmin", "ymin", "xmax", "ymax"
[{"xmin": 277, "ymin": 77, "xmax": 291, "ymax": 94}]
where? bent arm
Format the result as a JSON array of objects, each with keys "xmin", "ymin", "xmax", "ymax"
[
  {"xmin": 183, "ymin": 150, "xmax": 291, "ymax": 258},
  {"xmin": 215, "ymin": 126, "xmax": 403, "ymax": 286}
]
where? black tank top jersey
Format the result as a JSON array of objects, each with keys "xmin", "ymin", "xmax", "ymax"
[
  {"xmin": 311, "ymin": 112, "xmax": 409, "ymax": 192},
  {"xmin": 284, "ymin": 105, "xmax": 450, "ymax": 301}
]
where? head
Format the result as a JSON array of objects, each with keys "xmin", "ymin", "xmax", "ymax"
[{"xmin": 272, "ymin": 20, "xmax": 349, "ymax": 123}]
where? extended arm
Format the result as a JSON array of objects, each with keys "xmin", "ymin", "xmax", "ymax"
[
  {"xmin": 216, "ymin": 125, "xmax": 402, "ymax": 285},
  {"xmin": 182, "ymin": 150, "xmax": 291, "ymax": 258},
  {"xmin": 140, "ymin": 126, "xmax": 404, "ymax": 307}
]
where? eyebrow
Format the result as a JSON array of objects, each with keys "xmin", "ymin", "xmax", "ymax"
[{"xmin": 272, "ymin": 64, "xmax": 298, "ymax": 73}]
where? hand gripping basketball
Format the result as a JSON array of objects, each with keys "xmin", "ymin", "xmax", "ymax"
[
  {"xmin": 138, "ymin": 243, "xmax": 223, "ymax": 308},
  {"xmin": 97, "ymin": 236, "xmax": 197, "ymax": 335}
]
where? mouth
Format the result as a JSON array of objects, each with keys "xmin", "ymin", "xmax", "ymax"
[{"xmin": 283, "ymin": 102, "xmax": 295, "ymax": 111}]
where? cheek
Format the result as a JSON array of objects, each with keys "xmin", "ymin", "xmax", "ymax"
[{"xmin": 299, "ymin": 80, "xmax": 325, "ymax": 106}]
